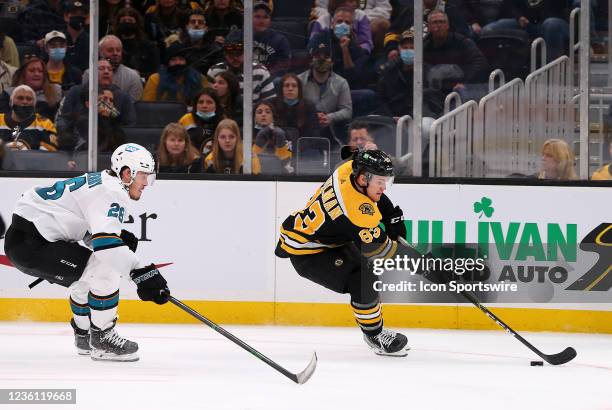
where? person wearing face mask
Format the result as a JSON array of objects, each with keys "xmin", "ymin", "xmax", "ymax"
[
  {"xmin": 112, "ymin": 7, "xmax": 160, "ymax": 81},
  {"xmin": 57, "ymin": 85, "xmax": 126, "ymax": 152},
  {"xmin": 0, "ymin": 85, "xmax": 58, "ymax": 167},
  {"xmin": 252, "ymin": 100, "xmax": 293, "ymax": 173},
  {"xmin": 272, "ymin": 73, "xmax": 320, "ymax": 140},
  {"xmin": 178, "ymin": 88, "xmax": 224, "ymax": 155},
  {"xmin": 310, "ymin": 0, "xmax": 374, "ymax": 54},
  {"xmin": 298, "ymin": 37, "xmax": 352, "ymax": 145},
  {"xmin": 61, "ymin": 0, "xmax": 90, "ymax": 71},
  {"xmin": 44, "ymin": 31, "xmax": 82, "ymax": 92},
  {"xmin": 82, "ymin": 35, "xmax": 143, "ymax": 101},
  {"xmin": 180, "ymin": 10, "xmax": 224, "ymax": 75},
  {"xmin": 377, "ymin": 29, "xmax": 415, "ymax": 117},
  {"xmin": 142, "ymin": 38, "xmax": 208, "ymax": 105}
]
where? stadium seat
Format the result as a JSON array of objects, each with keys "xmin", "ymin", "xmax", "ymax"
[
  {"xmin": 271, "ymin": 19, "xmax": 309, "ymax": 51},
  {"xmin": 273, "ymin": 0, "xmax": 312, "ymax": 19},
  {"xmin": 134, "ymin": 101, "xmax": 188, "ymax": 128},
  {"xmin": 2, "ymin": 150, "xmax": 73, "ymax": 171},
  {"xmin": 477, "ymin": 29, "xmax": 530, "ymax": 80},
  {"xmin": 296, "ymin": 137, "xmax": 331, "ymax": 175},
  {"xmin": 122, "ymin": 127, "xmax": 163, "ymax": 153}
]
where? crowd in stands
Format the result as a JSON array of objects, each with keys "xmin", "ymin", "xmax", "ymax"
[{"xmin": 0, "ymin": 0, "xmax": 608, "ymax": 180}]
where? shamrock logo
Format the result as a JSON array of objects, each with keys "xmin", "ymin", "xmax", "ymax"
[{"xmin": 474, "ymin": 197, "xmax": 494, "ymax": 219}]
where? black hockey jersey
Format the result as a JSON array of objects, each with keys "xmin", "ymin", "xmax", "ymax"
[{"xmin": 275, "ymin": 160, "xmax": 397, "ymax": 259}]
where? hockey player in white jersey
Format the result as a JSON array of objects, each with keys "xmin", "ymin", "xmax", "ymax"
[{"xmin": 3, "ymin": 143, "xmax": 171, "ymax": 362}]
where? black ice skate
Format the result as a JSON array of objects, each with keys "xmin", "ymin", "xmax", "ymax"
[
  {"xmin": 90, "ymin": 321, "xmax": 139, "ymax": 362},
  {"xmin": 70, "ymin": 319, "xmax": 91, "ymax": 355},
  {"xmin": 364, "ymin": 329, "xmax": 410, "ymax": 357}
]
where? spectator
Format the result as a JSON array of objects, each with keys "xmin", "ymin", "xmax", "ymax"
[
  {"xmin": 212, "ymin": 70, "xmax": 243, "ymax": 126},
  {"xmin": 252, "ymin": 0, "xmax": 291, "ymax": 78},
  {"xmin": 0, "ymin": 54, "xmax": 62, "ymax": 120},
  {"xmin": 423, "ymin": 10, "xmax": 488, "ymax": 110},
  {"xmin": 0, "ymin": 59, "xmax": 16, "ymax": 95},
  {"xmin": 298, "ymin": 37, "xmax": 352, "ymax": 143},
  {"xmin": 347, "ymin": 120, "xmax": 377, "ymax": 150},
  {"xmin": 377, "ymin": 29, "xmax": 414, "ymax": 117},
  {"xmin": 310, "ymin": 10, "xmax": 370, "ymax": 89},
  {"xmin": 57, "ymin": 85, "xmax": 126, "ymax": 152},
  {"xmin": 179, "ymin": 10, "xmax": 224, "ymax": 74},
  {"xmin": 16, "ymin": 0, "xmax": 66, "ymax": 46},
  {"xmin": 56, "ymin": 59, "xmax": 136, "ymax": 136},
  {"xmin": 536, "ymin": 138, "xmax": 576, "ymax": 180},
  {"xmin": 481, "ymin": 0, "xmax": 570, "ymax": 60},
  {"xmin": 0, "ymin": 85, "xmax": 58, "ymax": 167},
  {"xmin": 43, "ymin": 31, "xmax": 82, "ymax": 92},
  {"xmin": 272, "ymin": 73, "xmax": 320, "ymax": 139},
  {"xmin": 178, "ymin": 88, "xmax": 224, "ymax": 154},
  {"xmin": 207, "ymin": 30, "xmax": 276, "ymax": 102},
  {"xmin": 156, "ymin": 122, "xmax": 202, "ymax": 172},
  {"xmin": 145, "ymin": 0, "xmax": 191, "ymax": 49},
  {"xmin": 462, "ymin": 0, "xmax": 520, "ymax": 38},
  {"xmin": 591, "ymin": 140, "xmax": 612, "ymax": 181},
  {"xmin": 112, "ymin": 7, "xmax": 160, "ymax": 80},
  {"xmin": 0, "ymin": 29, "xmax": 19, "ymax": 68},
  {"xmin": 384, "ymin": 0, "xmax": 469, "ymax": 61},
  {"xmin": 204, "ymin": 118, "xmax": 261, "ymax": 174},
  {"xmin": 310, "ymin": 0, "xmax": 374, "ymax": 54},
  {"xmin": 252, "ymin": 100, "xmax": 293, "ymax": 172},
  {"xmin": 204, "ymin": 0, "xmax": 243, "ymax": 44},
  {"xmin": 313, "ymin": 0, "xmax": 392, "ymax": 53},
  {"xmin": 100, "ymin": 0, "xmax": 128, "ymax": 37},
  {"xmin": 142, "ymin": 39, "xmax": 208, "ymax": 105},
  {"xmin": 83, "ymin": 35, "xmax": 144, "ymax": 101},
  {"xmin": 62, "ymin": 0, "xmax": 90, "ymax": 71}
]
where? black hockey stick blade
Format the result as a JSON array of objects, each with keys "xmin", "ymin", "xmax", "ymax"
[
  {"xmin": 542, "ymin": 347, "xmax": 577, "ymax": 365},
  {"xmin": 167, "ymin": 296, "xmax": 317, "ymax": 384}
]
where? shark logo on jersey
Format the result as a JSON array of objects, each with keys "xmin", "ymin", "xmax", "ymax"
[{"xmin": 125, "ymin": 145, "xmax": 140, "ymax": 152}]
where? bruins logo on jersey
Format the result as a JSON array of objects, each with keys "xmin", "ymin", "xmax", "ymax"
[{"xmin": 359, "ymin": 203, "xmax": 375, "ymax": 215}]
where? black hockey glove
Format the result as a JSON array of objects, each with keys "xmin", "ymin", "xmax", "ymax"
[
  {"xmin": 382, "ymin": 206, "xmax": 407, "ymax": 241},
  {"xmin": 120, "ymin": 229, "xmax": 138, "ymax": 253},
  {"xmin": 130, "ymin": 264, "xmax": 170, "ymax": 305}
]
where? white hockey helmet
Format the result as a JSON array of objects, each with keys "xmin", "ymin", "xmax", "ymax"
[{"xmin": 111, "ymin": 143, "xmax": 156, "ymax": 187}]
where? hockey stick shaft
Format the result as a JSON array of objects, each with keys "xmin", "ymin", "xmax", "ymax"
[
  {"xmin": 396, "ymin": 237, "xmax": 576, "ymax": 365},
  {"xmin": 167, "ymin": 296, "xmax": 317, "ymax": 383}
]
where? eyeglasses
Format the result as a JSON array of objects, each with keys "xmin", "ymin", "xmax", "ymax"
[{"xmin": 224, "ymin": 43, "xmax": 244, "ymax": 53}]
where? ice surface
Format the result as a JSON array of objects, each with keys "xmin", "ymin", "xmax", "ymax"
[{"xmin": 1, "ymin": 322, "xmax": 611, "ymax": 410}]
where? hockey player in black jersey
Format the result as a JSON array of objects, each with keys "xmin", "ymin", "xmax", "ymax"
[{"xmin": 275, "ymin": 149, "xmax": 410, "ymax": 356}]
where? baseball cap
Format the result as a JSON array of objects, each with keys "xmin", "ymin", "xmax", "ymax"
[
  {"xmin": 253, "ymin": 0, "xmax": 273, "ymax": 14},
  {"xmin": 44, "ymin": 30, "xmax": 67, "ymax": 45}
]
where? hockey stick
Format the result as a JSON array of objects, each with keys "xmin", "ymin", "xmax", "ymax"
[
  {"xmin": 396, "ymin": 237, "xmax": 577, "ymax": 365},
  {"xmin": 167, "ymin": 296, "xmax": 317, "ymax": 384}
]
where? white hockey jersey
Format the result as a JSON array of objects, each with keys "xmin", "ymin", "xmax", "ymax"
[{"xmin": 14, "ymin": 171, "xmax": 141, "ymax": 272}]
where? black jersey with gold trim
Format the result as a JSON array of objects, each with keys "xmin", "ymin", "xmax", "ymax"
[
  {"xmin": 275, "ymin": 160, "xmax": 397, "ymax": 259},
  {"xmin": 0, "ymin": 113, "xmax": 58, "ymax": 151}
]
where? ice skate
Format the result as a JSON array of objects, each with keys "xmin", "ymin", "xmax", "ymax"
[
  {"xmin": 90, "ymin": 320, "xmax": 139, "ymax": 362},
  {"xmin": 364, "ymin": 329, "xmax": 410, "ymax": 357},
  {"xmin": 70, "ymin": 319, "xmax": 91, "ymax": 356}
]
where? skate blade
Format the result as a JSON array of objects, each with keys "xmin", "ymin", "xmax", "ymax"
[
  {"xmin": 91, "ymin": 350, "xmax": 139, "ymax": 362},
  {"xmin": 77, "ymin": 349, "xmax": 91, "ymax": 356},
  {"xmin": 372, "ymin": 348, "xmax": 409, "ymax": 357}
]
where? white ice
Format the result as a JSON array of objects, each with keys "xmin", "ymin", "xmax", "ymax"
[{"xmin": 1, "ymin": 322, "xmax": 611, "ymax": 410}]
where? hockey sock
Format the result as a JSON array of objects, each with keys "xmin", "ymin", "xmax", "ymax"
[
  {"xmin": 351, "ymin": 300, "xmax": 383, "ymax": 336},
  {"xmin": 69, "ymin": 297, "xmax": 91, "ymax": 330},
  {"xmin": 88, "ymin": 290, "xmax": 119, "ymax": 330}
]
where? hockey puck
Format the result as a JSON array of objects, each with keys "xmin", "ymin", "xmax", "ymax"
[{"xmin": 530, "ymin": 361, "xmax": 544, "ymax": 366}]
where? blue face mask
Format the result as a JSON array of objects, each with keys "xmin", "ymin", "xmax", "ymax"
[
  {"xmin": 400, "ymin": 49, "xmax": 415, "ymax": 65},
  {"xmin": 48, "ymin": 47, "xmax": 66, "ymax": 61},
  {"xmin": 334, "ymin": 22, "xmax": 350, "ymax": 39},
  {"xmin": 188, "ymin": 28, "xmax": 206, "ymax": 41},
  {"xmin": 284, "ymin": 98, "xmax": 299, "ymax": 106},
  {"xmin": 196, "ymin": 111, "xmax": 216, "ymax": 120}
]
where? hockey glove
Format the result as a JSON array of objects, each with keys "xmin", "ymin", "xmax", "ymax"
[
  {"xmin": 382, "ymin": 206, "xmax": 407, "ymax": 241},
  {"xmin": 120, "ymin": 229, "xmax": 138, "ymax": 253},
  {"xmin": 130, "ymin": 264, "xmax": 170, "ymax": 304}
]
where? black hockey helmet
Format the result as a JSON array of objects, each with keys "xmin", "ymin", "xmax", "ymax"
[{"xmin": 351, "ymin": 149, "xmax": 395, "ymax": 179}]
